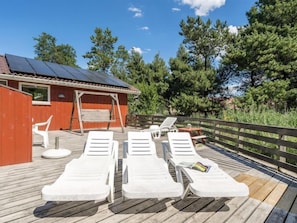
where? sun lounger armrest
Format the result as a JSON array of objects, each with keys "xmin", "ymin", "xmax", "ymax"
[
  {"xmin": 107, "ymin": 158, "xmax": 115, "ymax": 203},
  {"xmin": 161, "ymin": 140, "xmax": 171, "ymax": 162},
  {"xmin": 175, "ymin": 165, "xmax": 186, "ymax": 188},
  {"xmin": 122, "ymin": 157, "xmax": 128, "ymax": 184},
  {"xmin": 33, "ymin": 121, "xmax": 48, "ymax": 127},
  {"xmin": 112, "ymin": 140, "xmax": 119, "ymax": 172}
]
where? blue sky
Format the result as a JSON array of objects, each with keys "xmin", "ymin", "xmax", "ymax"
[{"xmin": 0, "ymin": 0, "xmax": 256, "ymax": 68}]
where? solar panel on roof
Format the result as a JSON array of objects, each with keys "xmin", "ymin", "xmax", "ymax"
[
  {"xmin": 107, "ymin": 76, "xmax": 130, "ymax": 88},
  {"xmin": 6, "ymin": 54, "xmax": 35, "ymax": 74},
  {"xmin": 77, "ymin": 68, "xmax": 96, "ymax": 82},
  {"xmin": 44, "ymin": 62, "xmax": 75, "ymax": 80},
  {"xmin": 62, "ymin": 65, "xmax": 94, "ymax": 83},
  {"xmin": 26, "ymin": 58, "xmax": 57, "ymax": 78},
  {"xmin": 5, "ymin": 54, "xmax": 130, "ymax": 88},
  {"xmin": 96, "ymin": 71, "xmax": 130, "ymax": 87},
  {"xmin": 88, "ymin": 70, "xmax": 111, "ymax": 85}
]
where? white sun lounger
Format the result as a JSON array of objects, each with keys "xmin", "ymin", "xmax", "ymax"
[
  {"xmin": 141, "ymin": 117, "xmax": 178, "ymax": 139},
  {"xmin": 41, "ymin": 131, "xmax": 118, "ymax": 202},
  {"xmin": 122, "ymin": 131, "xmax": 183, "ymax": 200},
  {"xmin": 164, "ymin": 132, "xmax": 249, "ymax": 199}
]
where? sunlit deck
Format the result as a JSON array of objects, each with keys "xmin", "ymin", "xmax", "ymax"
[{"xmin": 1, "ymin": 128, "xmax": 297, "ymax": 223}]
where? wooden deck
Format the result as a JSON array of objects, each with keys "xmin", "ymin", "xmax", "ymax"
[{"xmin": 1, "ymin": 128, "xmax": 297, "ymax": 223}]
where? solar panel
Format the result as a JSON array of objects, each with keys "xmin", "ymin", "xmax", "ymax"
[
  {"xmin": 62, "ymin": 65, "xmax": 94, "ymax": 83},
  {"xmin": 108, "ymin": 76, "xmax": 130, "ymax": 88},
  {"xmin": 44, "ymin": 62, "xmax": 75, "ymax": 80},
  {"xmin": 26, "ymin": 58, "xmax": 57, "ymax": 78},
  {"xmin": 97, "ymin": 71, "xmax": 130, "ymax": 88},
  {"xmin": 6, "ymin": 54, "xmax": 35, "ymax": 74},
  {"xmin": 88, "ymin": 70, "xmax": 111, "ymax": 85},
  {"xmin": 5, "ymin": 54, "xmax": 130, "ymax": 88}
]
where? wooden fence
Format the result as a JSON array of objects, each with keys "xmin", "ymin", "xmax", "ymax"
[
  {"xmin": 0, "ymin": 85, "xmax": 32, "ymax": 166},
  {"xmin": 126, "ymin": 114, "xmax": 297, "ymax": 173}
]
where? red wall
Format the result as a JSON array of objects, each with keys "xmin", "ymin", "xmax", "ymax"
[
  {"xmin": 0, "ymin": 86, "xmax": 32, "ymax": 166},
  {"xmin": 9, "ymin": 81, "xmax": 128, "ymax": 131}
]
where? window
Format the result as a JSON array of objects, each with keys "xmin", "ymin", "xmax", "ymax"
[
  {"xmin": 19, "ymin": 83, "xmax": 50, "ymax": 105},
  {"xmin": 0, "ymin": 79, "xmax": 7, "ymax": 85}
]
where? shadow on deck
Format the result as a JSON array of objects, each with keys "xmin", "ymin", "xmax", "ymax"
[{"xmin": 0, "ymin": 128, "xmax": 296, "ymax": 223}]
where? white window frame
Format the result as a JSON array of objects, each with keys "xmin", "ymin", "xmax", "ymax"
[{"xmin": 19, "ymin": 82, "xmax": 51, "ymax": 105}]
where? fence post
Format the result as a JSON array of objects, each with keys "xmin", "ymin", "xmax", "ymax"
[
  {"xmin": 237, "ymin": 127, "xmax": 243, "ymax": 153},
  {"xmin": 214, "ymin": 121, "xmax": 219, "ymax": 145},
  {"xmin": 279, "ymin": 134, "xmax": 286, "ymax": 165},
  {"xmin": 151, "ymin": 115, "xmax": 155, "ymax": 125}
]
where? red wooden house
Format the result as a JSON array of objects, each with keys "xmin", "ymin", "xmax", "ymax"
[{"xmin": 0, "ymin": 53, "xmax": 140, "ymax": 166}]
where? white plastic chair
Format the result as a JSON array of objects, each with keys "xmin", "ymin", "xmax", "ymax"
[
  {"xmin": 122, "ymin": 131, "xmax": 183, "ymax": 200},
  {"xmin": 42, "ymin": 131, "xmax": 118, "ymax": 202},
  {"xmin": 164, "ymin": 132, "xmax": 249, "ymax": 199},
  {"xmin": 32, "ymin": 115, "xmax": 53, "ymax": 148},
  {"xmin": 142, "ymin": 117, "xmax": 178, "ymax": 139}
]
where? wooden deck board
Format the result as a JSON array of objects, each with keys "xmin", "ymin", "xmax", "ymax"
[
  {"xmin": 1, "ymin": 128, "xmax": 297, "ymax": 223},
  {"xmin": 119, "ymin": 198, "xmax": 173, "ymax": 223},
  {"xmin": 183, "ymin": 198, "xmax": 230, "ymax": 223},
  {"xmin": 142, "ymin": 199, "xmax": 196, "ymax": 223},
  {"xmin": 250, "ymin": 178, "xmax": 279, "ymax": 201},
  {"xmin": 265, "ymin": 183, "xmax": 297, "ymax": 223},
  {"xmin": 203, "ymin": 197, "xmax": 249, "ymax": 223},
  {"xmin": 286, "ymin": 189, "xmax": 297, "ymax": 223},
  {"xmin": 162, "ymin": 198, "xmax": 214, "ymax": 223},
  {"xmin": 245, "ymin": 182, "xmax": 288, "ymax": 223}
]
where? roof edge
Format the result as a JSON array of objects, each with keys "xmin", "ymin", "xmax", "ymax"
[{"xmin": 0, "ymin": 73, "xmax": 141, "ymax": 95}]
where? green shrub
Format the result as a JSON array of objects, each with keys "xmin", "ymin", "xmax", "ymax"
[{"xmin": 219, "ymin": 108, "xmax": 297, "ymax": 128}]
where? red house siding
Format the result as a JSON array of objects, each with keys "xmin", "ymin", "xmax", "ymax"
[
  {"xmin": 0, "ymin": 86, "xmax": 32, "ymax": 166},
  {"xmin": 8, "ymin": 80, "xmax": 128, "ymax": 131}
]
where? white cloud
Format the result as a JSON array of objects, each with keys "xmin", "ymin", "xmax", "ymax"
[
  {"xmin": 131, "ymin": 47, "xmax": 143, "ymax": 54},
  {"xmin": 180, "ymin": 0, "xmax": 225, "ymax": 16},
  {"xmin": 134, "ymin": 12, "xmax": 142, "ymax": 17},
  {"xmin": 140, "ymin": 26, "xmax": 149, "ymax": 30},
  {"xmin": 172, "ymin": 7, "xmax": 181, "ymax": 12},
  {"xmin": 128, "ymin": 6, "xmax": 143, "ymax": 17},
  {"xmin": 228, "ymin": 25, "xmax": 238, "ymax": 35},
  {"xmin": 130, "ymin": 47, "xmax": 151, "ymax": 55}
]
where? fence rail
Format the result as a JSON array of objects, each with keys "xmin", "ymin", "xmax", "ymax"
[{"xmin": 126, "ymin": 114, "xmax": 297, "ymax": 173}]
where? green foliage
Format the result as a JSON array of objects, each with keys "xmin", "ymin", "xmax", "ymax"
[
  {"xmin": 179, "ymin": 16, "xmax": 229, "ymax": 70},
  {"xmin": 54, "ymin": 44, "xmax": 78, "ymax": 67},
  {"xmin": 148, "ymin": 53, "xmax": 169, "ymax": 96},
  {"xmin": 222, "ymin": 0, "xmax": 297, "ymax": 101},
  {"xmin": 236, "ymin": 79, "xmax": 290, "ymax": 111},
  {"xmin": 33, "ymin": 32, "xmax": 77, "ymax": 67},
  {"xmin": 147, "ymin": 54, "xmax": 170, "ymax": 113},
  {"xmin": 125, "ymin": 51, "xmax": 148, "ymax": 84},
  {"xmin": 287, "ymin": 88, "xmax": 297, "ymax": 108},
  {"xmin": 110, "ymin": 45, "xmax": 130, "ymax": 82},
  {"xmin": 33, "ymin": 1, "xmax": 297, "ymax": 117},
  {"xmin": 83, "ymin": 27, "xmax": 118, "ymax": 72},
  {"xmin": 220, "ymin": 108, "xmax": 297, "ymax": 128},
  {"xmin": 171, "ymin": 93, "xmax": 212, "ymax": 116},
  {"xmin": 128, "ymin": 82, "xmax": 159, "ymax": 115},
  {"xmin": 175, "ymin": 16, "xmax": 228, "ymax": 115},
  {"xmin": 125, "ymin": 51, "xmax": 164, "ymax": 115}
]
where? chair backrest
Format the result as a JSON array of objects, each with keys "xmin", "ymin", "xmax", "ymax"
[
  {"xmin": 167, "ymin": 132, "xmax": 197, "ymax": 156},
  {"xmin": 45, "ymin": 115, "xmax": 53, "ymax": 131},
  {"xmin": 159, "ymin": 117, "xmax": 177, "ymax": 129},
  {"xmin": 127, "ymin": 131, "xmax": 156, "ymax": 156},
  {"xmin": 84, "ymin": 131, "xmax": 114, "ymax": 156}
]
